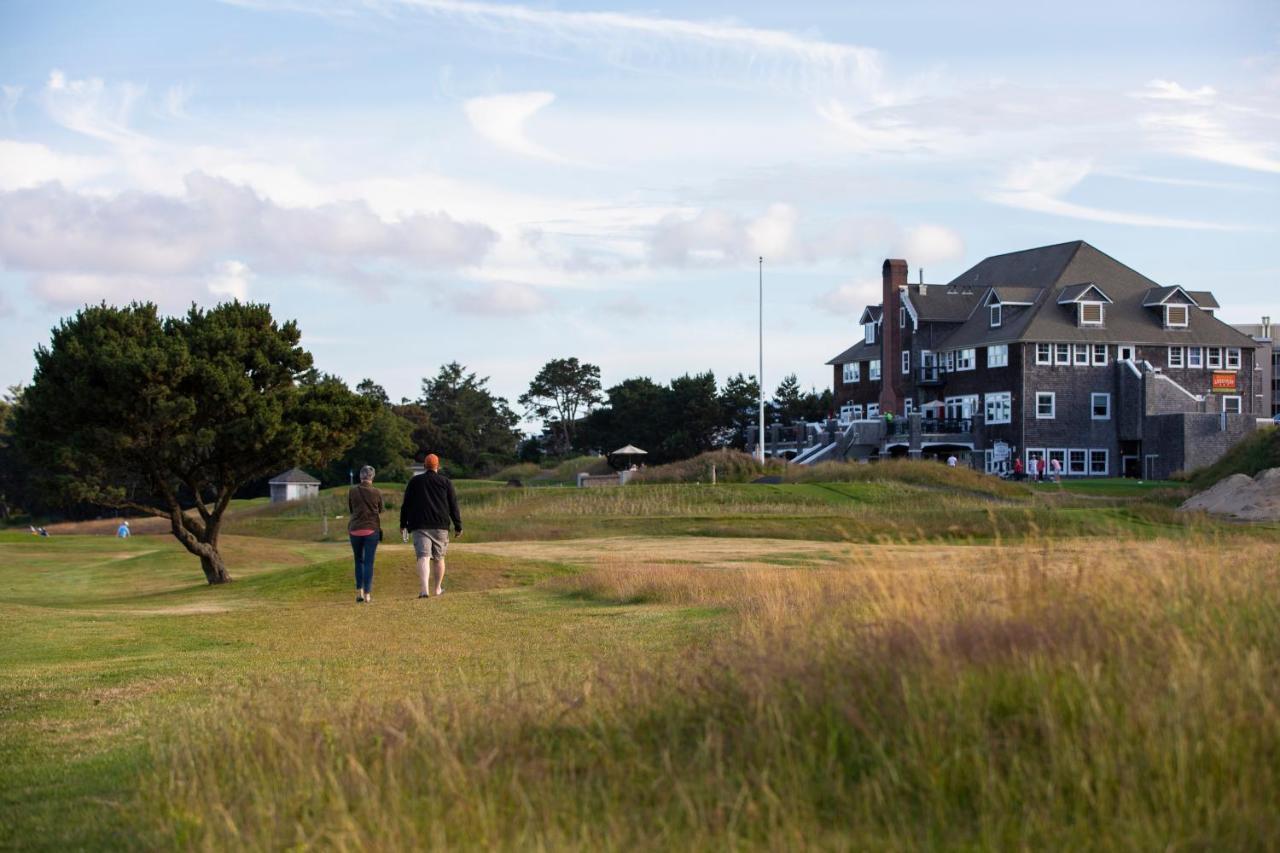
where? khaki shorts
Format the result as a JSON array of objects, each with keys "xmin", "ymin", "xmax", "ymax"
[{"xmin": 412, "ymin": 529, "xmax": 449, "ymax": 560}]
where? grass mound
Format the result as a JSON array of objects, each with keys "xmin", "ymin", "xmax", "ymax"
[
  {"xmin": 491, "ymin": 455, "xmax": 613, "ymax": 485},
  {"xmin": 632, "ymin": 451, "xmax": 1026, "ymax": 500},
  {"xmin": 1184, "ymin": 426, "xmax": 1280, "ymax": 491}
]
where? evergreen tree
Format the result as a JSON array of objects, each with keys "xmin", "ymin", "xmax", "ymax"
[{"xmin": 14, "ymin": 302, "xmax": 372, "ymax": 584}]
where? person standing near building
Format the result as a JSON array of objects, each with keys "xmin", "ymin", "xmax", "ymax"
[
  {"xmin": 1013, "ymin": 457, "xmax": 1025, "ymax": 480},
  {"xmin": 947, "ymin": 454, "xmax": 958, "ymax": 468},
  {"xmin": 400, "ymin": 453, "xmax": 463, "ymax": 599},
  {"xmin": 116, "ymin": 520, "xmax": 130, "ymax": 538},
  {"xmin": 1050, "ymin": 457, "xmax": 1063, "ymax": 483},
  {"xmin": 347, "ymin": 465, "xmax": 383, "ymax": 603}
]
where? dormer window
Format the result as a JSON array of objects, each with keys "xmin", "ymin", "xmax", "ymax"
[
  {"xmin": 1079, "ymin": 303, "xmax": 1104, "ymax": 327},
  {"xmin": 864, "ymin": 323, "xmax": 876, "ymax": 345},
  {"xmin": 990, "ymin": 304, "xmax": 1002, "ymax": 328},
  {"xmin": 1165, "ymin": 305, "xmax": 1189, "ymax": 328}
]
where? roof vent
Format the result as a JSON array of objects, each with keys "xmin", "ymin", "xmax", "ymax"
[{"xmin": 919, "ymin": 268, "xmax": 926, "ymax": 296}]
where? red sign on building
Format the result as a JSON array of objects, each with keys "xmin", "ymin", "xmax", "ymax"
[{"xmin": 1211, "ymin": 371, "xmax": 1237, "ymax": 393}]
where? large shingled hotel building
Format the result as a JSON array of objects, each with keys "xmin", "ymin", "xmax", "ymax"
[{"xmin": 813, "ymin": 241, "xmax": 1264, "ymax": 480}]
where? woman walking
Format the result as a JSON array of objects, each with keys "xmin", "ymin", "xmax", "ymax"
[{"xmin": 348, "ymin": 465, "xmax": 383, "ymax": 603}]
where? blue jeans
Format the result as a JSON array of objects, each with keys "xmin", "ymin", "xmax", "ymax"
[{"xmin": 349, "ymin": 533, "xmax": 378, "ymax": 592}]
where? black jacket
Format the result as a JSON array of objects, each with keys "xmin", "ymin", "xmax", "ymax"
[{"xmin": 399, "ymin": 471, "xmax": 462, "ymax": 533}]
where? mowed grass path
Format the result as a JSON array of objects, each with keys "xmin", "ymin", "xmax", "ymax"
[{"xmin": 0, "ymin": 531, "xmax": 734, "ymax": 849}]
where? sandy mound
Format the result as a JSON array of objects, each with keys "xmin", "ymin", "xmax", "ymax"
[{"xmin": 1181, "ymin": 468, "xmax": 1280, "ymax": 521}]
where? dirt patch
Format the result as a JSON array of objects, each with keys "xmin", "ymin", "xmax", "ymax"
[{"xmin": 1181, "ymin": 467, "xmax": 1280, "ymax": 522}]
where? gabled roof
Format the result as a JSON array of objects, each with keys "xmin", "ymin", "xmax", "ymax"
[
  {"xmin": 946, "ymin": 240, "xmax": 1084, "ymax": 292},
  {"xmin": 858, "ymin": 306, "xmax": 883, "ymax": 325},
  {"xmin": 826, "ymin": 339, "xmax": 879, "ymax": 365},
  {"xmin": 930, "ymin": 242, "xmax": 1257, "ymax": 350},
  {"xmin": 986, "ymin": 286, "xmax": 1041, "ymax": 306},
  {"xmin": 1188, "ymin": 290, "xmax": 1220, "ymax": 309},
  {"xmin": 907, "ymin": 284, "xmax": 980, "ymax": 321},
  {"xmin": 1056, "ymin": 283, "xmax": 1113, "ymax": 304},
  {"xmin": 269, "ymin": 467, "xmax": 321, "ymax": 485},
  {"xmin": 1142, "ymin": 285, "xmax": 1198, "ymax": 307}
]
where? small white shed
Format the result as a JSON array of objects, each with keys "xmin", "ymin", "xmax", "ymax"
[{"xmin": 268, "ymin": 468, "xmax": 321, "ymax": 503}]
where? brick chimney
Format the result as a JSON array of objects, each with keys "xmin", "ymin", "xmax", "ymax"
[{"xmin": 879, "ymin": 258, "xmax": 907, "ymax": 415}]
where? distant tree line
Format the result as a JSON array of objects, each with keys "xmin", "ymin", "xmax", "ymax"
[{"xmin": 0, "ymin": 302, "xmax": 834, "ymax": 543}]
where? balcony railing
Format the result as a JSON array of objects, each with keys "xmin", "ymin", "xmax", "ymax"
[
  {"xmin": 917, "ymin": 365, "xmax": 945, "ymax": 385},
  {"xmin": 921, "ymin": 417, "xmax": 972, "ymax": 435}
]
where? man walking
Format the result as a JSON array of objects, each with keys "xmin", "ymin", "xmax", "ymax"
[{"xmin": 400, "ymin": 453, "xmax": 462, "ymax": 599}]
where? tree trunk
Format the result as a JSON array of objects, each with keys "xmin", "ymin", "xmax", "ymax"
[{"xmin": 200, "ymin": 550, "xmax": 232, "ymax": 585}]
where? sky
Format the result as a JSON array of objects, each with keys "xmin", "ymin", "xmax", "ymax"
[{"xmin": 1, "ymin": 0, "xmax": 1278, "ymax": 416}]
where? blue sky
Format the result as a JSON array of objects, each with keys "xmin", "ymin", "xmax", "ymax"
[{"xmin": 1, "ymin": 0, "xmax": 1277, "ymax": 414}]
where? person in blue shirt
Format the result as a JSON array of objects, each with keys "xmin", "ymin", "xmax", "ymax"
[{"xmin": 116, "ymin": 521, "xmax": 130, "ymax": 538}]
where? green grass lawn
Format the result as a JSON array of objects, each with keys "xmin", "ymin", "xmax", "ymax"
[
  {"xmin": 0, "ymin": 532, "xmax": 723, "ymax": 849},
  {"xmin": 2, "ymin": 478, "xmax": 1278, "ymax": 849}
]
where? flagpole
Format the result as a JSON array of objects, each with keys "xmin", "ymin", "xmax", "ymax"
[{"xmin": 758, "ymin": 256, "xmax": 765, "ymax": 463}]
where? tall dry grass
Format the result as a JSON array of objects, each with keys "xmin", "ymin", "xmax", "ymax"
[{"xmin": 140, "ymin": 538, "xmax": 1280, "ymax": 849}]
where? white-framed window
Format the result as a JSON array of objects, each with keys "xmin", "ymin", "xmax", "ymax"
[
  {"xmin": 1055, "ymin": 344, "xmax": 1071, "ymax": 365},
  {"xmin": 870, "ymin": 360, "xmax": 881, "ymax": 381},
  {"xmin": 842, "ymin": 363, "xmax": 861, "ymax": 384},
  {"xmin": 866, "ymin": 403, "xmax": 879, "ymax": 418},
  {"xmin": 1226, "ymin": 348, "xmax": 1241, "ymax": 370},
  {"xmin": 902, "ymin": 350, "xmax": 911, "ymax": 375},
  {"xmin": 1166, "ymin": 304, "xmax": 1189, "ymax": 328},
  {"xmin": 1092, "ymin": 344, "xmax": 1108, "ymax": 366},
  {"xmin": 987, "ymin": 344, "xmax": 1009, "ymax": 368},
  {"xmin": 1118, "ymin": 344, "xmax": 1136, "ymax": 361},
  {"xmin": 985, "ymin": 391, "xmax": 1012, "ymax": 425},
  {"xmin": 1079, "ymin": 302, "xmax": 1104, "ymax": 326},
  {"xmin": 990, "ymin": 304, "xmax": 1002, "ymax": 328},
  {"xmin": 1168, "ymin": 346, "xmax": 1185, "ymax": 368},
  {"xmin": 1048, "ymin": 449, "xmax": 1067, "ymax": 474},
  {"xmin": 1036, "ymin": 343, "xmax": 1052, "ymax": 365},
  {"xmin": 1188, "ymin": 346, "xmax": 1203, "ymax": 368},
  {"xmin": 1036, "ymin": 392, "xmax": 1056, "ymax": 419},
  {"xmin": 1068, "ymin": 449, "xmax": 1088, "ymax": 476},
  {"xmin": 1073, "ymin": 344, "xmax": 1090, "ymax": 366},
  {"xmin": 904, "ymin": 398, "xmax": 914, "ymax": 415},
  {"xmin": 1091, "ymin": 392, "xmax": 1111, "ymax": 420},
  {"xmin": 865, "ymin": 323, "xmax": 876, "ymax": 345},
  {"xmin": 1089, "ymin": 450, "xmax": 1109, "ymax": 477},
  {"xmin": 1223, "ymin": 396, "xmax": 1242, "ymax": 415},
  {"xmin": 1207, "ymin": 347, "xmax": 1223, "ymax": 369},
  {"xmin": 954, "ymin": 349, "xmax": 976, "ymax": 371},
  {"xmin": 1026, "ymin": 448, "xmax": 1046, "ymax": 473},
  {"xmin": 945, "ymin": 395, "xmax": 979, "ymax": 419}
]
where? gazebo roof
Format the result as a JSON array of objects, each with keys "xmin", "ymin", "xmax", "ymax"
[
  {"xmin": 610, "ymin": 445, "xmax": 648, "ymax": 456},
  {"xmin": 269, "ymin": 467, "xmax": 321, "ymax": 485}
]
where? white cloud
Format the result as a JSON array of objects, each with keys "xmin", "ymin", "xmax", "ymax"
[
  {"xmin": 207, "ymin": 260, "xmax": 253, "ymax": 301},
  {"xmin": 815, "ymin": 277, "xmax": 880, "ymax": 316},
  {"xmin": 42, "ymin": 69, "xmax": 148, "ymax": 147},
  {"xmin": 450, "ymin": 281, "xmax": 550, "ymax": 315},
  {"xmin": 987, "ymin": 158, "xmax": 1248, "ymax": 230},
  {"xmin": 0, "ymin": 140, "xmax": 109, "ymax": 190},
  {"xmin": 464, "ymin": 91, "xmax": 567, "ymax": 162},
  {"xmin": 163, "ymin": 83, "xmax": 193, "ymax": 119},
  {"xmin": 895, "ymin": 224, "xmax": 964, "ymax": 267},
  {"xmin": 1136, "ymin": 79, "xmax": 1217, "ymax": 104},
  {"xmin": 0, "ymin": 174, "xmax": 500, "ymax": 309},
  {"xmin": 1133, "ymin": 78, "xmax": 1280, "ymax": 174},
  {"xmin": 227, "ymin": 0, "xmax": 888, "ymax": 98},
  {"xmin": 1, "ymin": 85, "xmax": 22, "ymax": 119}
]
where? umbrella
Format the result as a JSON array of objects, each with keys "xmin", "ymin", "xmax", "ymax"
[
  {"xmin": 920, "ymin": 400, "xmax": 946, "ymax": 411},
  {"xmin": 611, "ymin": 445, "xmax": 648, "ymax": 456}
]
